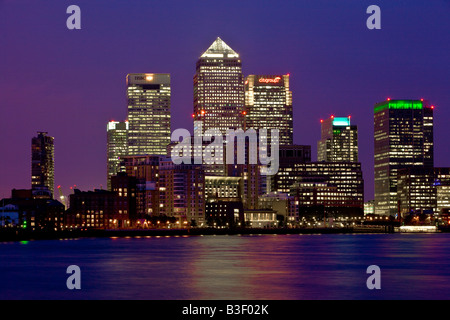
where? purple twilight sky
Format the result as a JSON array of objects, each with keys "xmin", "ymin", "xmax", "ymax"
[{"xmin": 0, "ymin": 0, "xmax": 449, "ymax": 201}]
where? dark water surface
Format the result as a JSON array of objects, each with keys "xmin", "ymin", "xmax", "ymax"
[{"xmin": 1, "ymin": 233, "xmax": 449, "ymax": 300}]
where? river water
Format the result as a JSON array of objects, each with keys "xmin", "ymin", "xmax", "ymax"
[{"xmin": 1, "ymin": 233, "xmax": 449, "ymax": 300}]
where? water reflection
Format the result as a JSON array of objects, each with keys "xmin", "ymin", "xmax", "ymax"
[{"xmin": 0, "ymin": 234, "xmax": 449, "ymax": 299}]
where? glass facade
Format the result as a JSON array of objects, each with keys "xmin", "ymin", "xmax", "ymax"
[
  {"xmin": 193, "ymin": 38, "xmax": 245, "ymax": 136},
  {"xmin": 107, "ymin": 121, "xmax": 129, "ymax": 190},
  {"xmin": 317, "ymin": 116, "xmax": 358, "ymax": 162},
  {"xmin": 397, "ymin": 167, "xmax": 450, "ymax": 215},
  {"xmin": 374, "ymin": 99, "xmax": 434, "ymax": 216},
  {"xmin": 244, "ymin": 74, "xmax": 293, "ymax": 146},
  {"xmin": 286, "ymin": 162, "xmax": 364, "ymax": 218},
  {"xmin": 127, "ymin": 73, "xmax": 171, "ymax": 156}
]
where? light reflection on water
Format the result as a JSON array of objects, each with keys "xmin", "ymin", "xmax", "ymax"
[{"xmin": 0, "ymin": 233, "xmax": 449, "ymax": 300}]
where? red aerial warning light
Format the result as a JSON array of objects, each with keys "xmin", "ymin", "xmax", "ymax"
[
  {"xmin": 242, "ymin": 111, "xmax": 247, "ymax": 115},
  {"xmin": 420, "ymin": 98, "xmax": 424, "ymax": 102},
  {"xmin": 192, "ymin": 113, "xmax": 195, "ymax": 118},
  {"xmin": 387, "ymin": 98, "xmax": 391, "ymax": 101},
  {"xmin": 201, "ymin": 110, "xmax": 206, "ymax": 115},
  {"xmin": 320, "ymin": 119, "xmax": 323, "ymax": 123},
  {"xmin": 431, "ymin": 105, "xmax": 435, "ymax": 109},
  {"xmin": 331, "ymin": 115, "xmax": 334, "ymax": 119}
]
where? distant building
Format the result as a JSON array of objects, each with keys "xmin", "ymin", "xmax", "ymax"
[
  {"xmin": 107, "ymin": 121, "xmax": 129, "ymax": 190},
  {"xmin": 226, "ymin": 163, "xmax": 266, "ymax": 210},
  {"xmin": 288, "ymin": 162, "xmax": 364, "ymax": 218},
  {"xmin": 1, "ymin": 189, "xmax": 65, "ymax": 231},
  {"xmin": 159, "ymin": 159, "xmax": 205, "ymax": 225},
  {"xmin": 268, "ymin": 144, "xmax": 312, "ymax": 194},
  {"xmin": 110, "ymin": 172, "xmax": 137, "ymax": 228},
  {"xmin": 374, "ymin": 99, "xmax": 434, "ymax": 215},
  {"xmin": 244, "ymin": 74, "xmax": 293, "ymax": 146},
  {"xmin": 364, "ymin": 200, "xmax": 375, "ymax": 215},
  {"xmin": 205, "ymin": 176, "xmax": 242, "ymax": 199},
  {"xmin": 397, "ymin": 167, "xmax": 450, "ymax": 216},
  {"xmin": 318, "ymin": 116, "xmax": 358, "ymax": 162},
  {"xmin": 121, "ymin": 155, "xmax": 206, "ymax": 225},
  {"xmin": 193, "ymin": 37, "xmax": 245, "ymax": 136},
  {"xmin": 31, "ymin": 132, "xmax": 55, "ymax": 198},
  {"xmin": 245, "ymin": 209, "xmax": 279, "ymax": 228},
  {"xmin": 67, "ymin": 189, "xmax": 120, "ymax": 229},
  {"xmin": 127, "ymin": 73, "xmax": 171, "ymax": 156},
  {"xmin": 206, "ymin": 197, "xmax": 244, "ymax": 228},
  {"xmin": 259, "ymin": 192, "xmax": 298, "ymax": 226},
  {"xmin": 121, "ymin": 155, "xmax": 163, "ymax": 220}
]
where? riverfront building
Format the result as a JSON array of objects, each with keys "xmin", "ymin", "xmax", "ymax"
[
  {"xmin": 374, "ymin": 99, "xmax": 434, "ymax": 216},
  {"xmin": 397, "ymin": 167, "xmax": 450, "ymax": 216}
]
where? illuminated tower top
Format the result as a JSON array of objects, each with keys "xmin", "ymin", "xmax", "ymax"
[
  {"xmin": 373, "ymin": 99, "xmax": 434, "ymax": 216},
  {"xmin": 201, "ymin": 37, "xmax": 239, "ymax": 58},
  {"xmin": 194, "ymin": 38, "xmax": 245, "ymax": 136},
  {"xmin": 318, "ymin": 116, "xmax": 358, "ymax": 163}
]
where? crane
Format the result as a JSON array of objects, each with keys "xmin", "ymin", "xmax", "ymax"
[{"xmin": 57, "ymin": 185, "xmax": 67, "ymax": 209}]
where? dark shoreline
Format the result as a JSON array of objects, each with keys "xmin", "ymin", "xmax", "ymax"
[{"xmin": 0, "ymin": 226, "xmax": 399, "ymax": 242}]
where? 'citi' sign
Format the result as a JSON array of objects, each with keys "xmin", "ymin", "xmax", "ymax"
[{"xmin": 258, "ymin": 76, "xmax": 282, "ymax": 84}]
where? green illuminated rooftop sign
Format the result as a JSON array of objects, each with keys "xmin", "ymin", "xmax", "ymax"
[
  {"xmin": 332, "ymin": 117, "xmax": 351, "ymax": 126},
  {"xmin": 374, "ymin": 100, "xmax": 423, "ymax": 113}
]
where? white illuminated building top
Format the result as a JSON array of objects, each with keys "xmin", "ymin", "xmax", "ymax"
[{"xmin": 201, "ymin": 37, "xmax": 239, "ymax": 58}]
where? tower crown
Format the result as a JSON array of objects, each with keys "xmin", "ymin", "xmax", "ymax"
[{"xmin": 201, "ymin": 37, "xmax": 239, "ymax": 58}]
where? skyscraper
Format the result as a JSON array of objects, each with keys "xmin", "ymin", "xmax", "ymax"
[
  {"xmin": 193, "ymin": 37, "xmax": 245, "ymax": 136},
  {"xmin": 31, "ymin": 132, "xmax": 55, "ymax": 198},
  {"xmin": 374, "ymin": 99, "xmax": 434, "ymax": 216},
  {"xmin": 317, "ymin": 116, "xmax": 358, "ymax": 162},
  {"xmin": 127, "ymin": 73, "xmax": 171, "ymax": 156},
  {"xmin": 244, "ymin": 74, "xmax": 293, "ymax": 145},
  {"xmin": 107, "ymin": 120, "xmax": 129, "ymax": 190}
]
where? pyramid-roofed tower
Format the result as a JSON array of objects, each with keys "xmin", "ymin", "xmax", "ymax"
[
  {"xmin": 193, "ymin": 36, "xmax": 244, "ymax": 140},
  {"xmin": 201, "ymin": 37, "xmax": 239, "ymax": 58}
]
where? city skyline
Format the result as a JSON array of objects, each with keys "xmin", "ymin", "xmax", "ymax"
[{"xmin": 1, "ymin": 1, "xmax": 449, "ymax": 202}]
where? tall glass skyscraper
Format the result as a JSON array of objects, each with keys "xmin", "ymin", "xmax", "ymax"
[
  {"xmin": 193, "ymin": 37, "xmax": 245, "ymax": 136},
  {"xmin": 317, "ymin": 116, "xmax": 358, "ymax": 162},
  {"xmin": 244, "ymin": 74, "xmax": 293, "ymax": 146},
  {"xmin": 374, "ymin": 99, "xmax": 434, "ymax": 216},
  {"xmin": 127, "ymin": 73, "xmax": 171, "ymax": 155},
  {"xmin": 31, "ymin": 132, "xmax": 55, "ymax": 198},
  {"xmin": 107, "ymin": 121, "xmax": 129, "ymax": 190}
]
